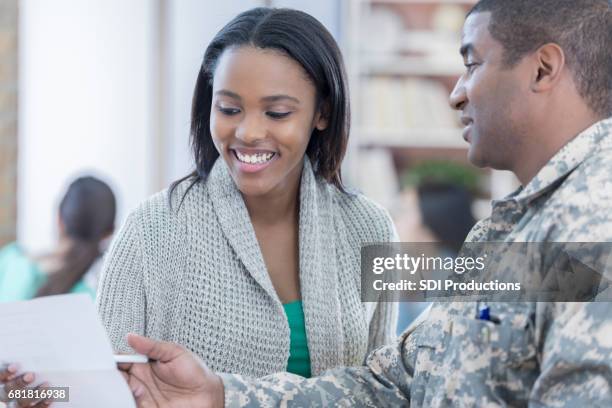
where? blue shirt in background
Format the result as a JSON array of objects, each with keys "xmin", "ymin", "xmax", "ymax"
[{"xmin": 0, "ymin": 242, "xmax": 95, "ymax": 302}]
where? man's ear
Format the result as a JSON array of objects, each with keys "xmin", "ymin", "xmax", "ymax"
[
  {"xmin": 314, "ymin": 102, "xmax": 329, "ymax": 131},
  {"xmin": 531, "ymin": 43, "xmax": 565, "ymax": 92}
]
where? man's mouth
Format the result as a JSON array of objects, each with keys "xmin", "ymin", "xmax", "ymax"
[
  {"xmin": 460, "ymin": 116, "xmax": 473, "ymax": 127},
  {"xmin": 460, "ymin": 117, "xmax": 473, "ymax": 142},
  {"xmin": 462, "ymin": 125, "xmax": 472, "ymax": 143}
]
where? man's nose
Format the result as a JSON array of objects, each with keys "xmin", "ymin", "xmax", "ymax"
[{"xmin": 449, "ymin": 77, "xmax": 467, "ymax": 111}]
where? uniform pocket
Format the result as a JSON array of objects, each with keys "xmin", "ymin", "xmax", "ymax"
[
  {"xmin": 412, "ymin": 316, "xmax": 536, "ymax": 387},
  {"xmin": 448, "ymin": 316, "xmax": 536, "ymax": 374}
]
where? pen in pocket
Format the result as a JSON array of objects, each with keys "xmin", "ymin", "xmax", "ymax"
[{"xmin": 476, "ymin": 303, "xmax": 501, "ymax": 324}]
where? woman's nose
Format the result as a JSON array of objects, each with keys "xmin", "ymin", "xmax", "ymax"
[{"xmin": 235, "ymin": 114, "xmax": 266, "ymax": 144}]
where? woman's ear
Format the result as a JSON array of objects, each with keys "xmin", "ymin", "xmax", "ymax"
[
  {"xmin": 57, "ymin": 213, "xmax": 66, "ymax": 236},
  {"xmin": 314, "ymin": 102, "xmax": 329, "ymax": 131}
]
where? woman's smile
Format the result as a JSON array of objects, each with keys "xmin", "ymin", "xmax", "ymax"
[{"xmin": 231, "ymin": 147, "xmax": 278, "ymax": 174}]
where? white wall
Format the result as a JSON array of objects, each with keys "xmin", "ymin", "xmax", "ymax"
[
  {"xmin": 271, "ymin": 0, "xmax": 340, "ymax": 38},
  {"xmin": 18, "ymin": 0, "xmax": 157, "ymax": 252}
]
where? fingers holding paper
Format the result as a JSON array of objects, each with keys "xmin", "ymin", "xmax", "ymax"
[
  {"xmin": 120, "ymin": 370, "xmax": 158, "ymax": 408},
  {"xmin": 118, "ymin": 333, "xmax": 224, "ymax": 408},
  {"xmin": 0, "ymin": 369, "xmax": 53, "ymax": 407},
  {"xmin": 0, "ymin": 363, "xmax": 18, "ymax": 383}
]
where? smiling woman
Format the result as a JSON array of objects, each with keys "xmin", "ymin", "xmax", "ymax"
[
  {"xmin": 94, "ymin": 7, "xmax": 398, "ymax": 380},
  {"xmin": 209, "ymin": 46, "xmax": 327, "ymax": 202}
]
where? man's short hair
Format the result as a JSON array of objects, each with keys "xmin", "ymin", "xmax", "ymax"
[{"xmin": 469, "ymin": 0, "xmax": 612, "ymax": 117}]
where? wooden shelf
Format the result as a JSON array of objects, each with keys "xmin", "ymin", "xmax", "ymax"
[
  {"xmin": 357, "ymin": 128, "xmax": 467, "ymax": 149},
  {"xmin": 364, "ymin": 0, "xmax": 477, "ymax": 5},
  {"xmin": 360, "ymin": 57, "xmax": 464, "ymax": 77}
]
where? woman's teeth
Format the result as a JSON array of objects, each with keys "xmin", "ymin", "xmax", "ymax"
[{"xmin": 235, "ymin": 151, "xmax": 275, "ymax": 164}]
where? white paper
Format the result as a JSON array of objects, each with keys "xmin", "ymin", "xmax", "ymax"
[{"xmin": 0, "ymin": 294, "xmax": 136, "ymax": 407}]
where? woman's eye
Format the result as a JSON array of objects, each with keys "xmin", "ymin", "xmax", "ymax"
[
  {"xmin": 218, "ymin": 107, "xmax": 241, "ymax": 116},
  {"xmin": 266, "ymin": 111, "xmax": 291, "ymax": 119}
]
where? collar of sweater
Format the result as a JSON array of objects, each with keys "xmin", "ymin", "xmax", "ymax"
[{"xmin": 200, "ymin": 157, "xmax": 346, "ymax": 371}]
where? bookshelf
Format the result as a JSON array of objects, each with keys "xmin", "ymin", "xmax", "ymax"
[{"xmin": 341, "ymin": 0, "xmax": 518, "ymax": 215}]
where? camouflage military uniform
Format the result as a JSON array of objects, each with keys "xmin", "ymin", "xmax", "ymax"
[{"xmin": 220, "ymin": 118, "xmax": 612, "ymax": 407}]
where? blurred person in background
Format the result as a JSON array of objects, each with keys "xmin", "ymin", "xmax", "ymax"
[
  {"xmin": 394, "ymin": 179, "xmax": 476, "ymax": 333},
  {"xmin": 395, "ymin": 182, "xmax": 476, "ymax": 254},
  {"xmin": 0, "ymin": 176, "xmax": 116, "ymax": 301},
  {"xmin": 414, "ymin": 183, "xmax": 475, "ymax": 255}
]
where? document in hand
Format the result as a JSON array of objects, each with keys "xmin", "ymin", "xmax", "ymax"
[{"xmin": 0, "ymin": 294, "xmax": 136, "ymax": 407}]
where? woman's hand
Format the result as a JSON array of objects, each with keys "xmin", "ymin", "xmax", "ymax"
[
  {"xmin": 0, "ymin": 364, "xmax": 51, "ymax": 407},
  {"xmin": 118, "ymin": 334, "xmax": 224, "ymax": 408}
]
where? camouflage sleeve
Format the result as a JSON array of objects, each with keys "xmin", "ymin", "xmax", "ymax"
[
  {"xmin": 220, "ymin": 331, "xmax": 414, "ymax": 408},
  {"xmin": 365, "ymin": 293, "xmax": 399, "ymax": 353},
  {"xmin": 529, "ymin": 302, "xmax": 612, "ymax": 407}
]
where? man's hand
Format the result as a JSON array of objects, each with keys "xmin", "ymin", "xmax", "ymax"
[{"xmin": 119, "ymin": 334, "xmax": 224, "ymax": 408}]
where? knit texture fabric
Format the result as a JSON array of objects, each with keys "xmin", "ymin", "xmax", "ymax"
[{"xmin": 96, "ymin": 158, "xmax": 397, "ymax": 378}]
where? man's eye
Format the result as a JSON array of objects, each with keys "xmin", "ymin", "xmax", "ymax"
[
  {"xmin": 464, "ymin": 63, "xmax": 478, "ymax": 73},
  {"xmin": 266, "ymin": 111, "xmax": 291, "ymax": 119},
  {"xmin": 218, "ymin": 107, "xmax": 241, "ymax": 116}
]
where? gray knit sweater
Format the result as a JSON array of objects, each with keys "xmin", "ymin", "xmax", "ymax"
[{"xmin": 96, "ymin": 158, "xmax": 397, "ymax": 378}]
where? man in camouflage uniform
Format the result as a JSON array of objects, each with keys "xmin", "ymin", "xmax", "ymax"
[{"xmin": 102, "ymin": 0, "xmax": 612, "ymax": 407}]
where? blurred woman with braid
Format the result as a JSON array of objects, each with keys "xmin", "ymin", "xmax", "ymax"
[{"xmin": 0, "ymin": 176, "xmax": 116, "ymax": 301}]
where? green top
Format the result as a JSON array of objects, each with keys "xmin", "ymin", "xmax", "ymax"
[
  {"xmin": 0, "ymin": 242, "xmax": 95, "ymax": 302},
  {"xmin": 282, "ymin": 300, "xmax": 312, "ymax": 378}
]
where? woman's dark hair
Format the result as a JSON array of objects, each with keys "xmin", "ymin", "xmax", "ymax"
[
  {"xmin": 170, "ymin": 7, "xmax": 351, "ymax": 203},
  {"xmin": 36, "ymin": 176, "xmax": 116, "ymax": 297},
  {"xmin": 417, "ymin": 183, "xmax": 476, "ymax": 254}
]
